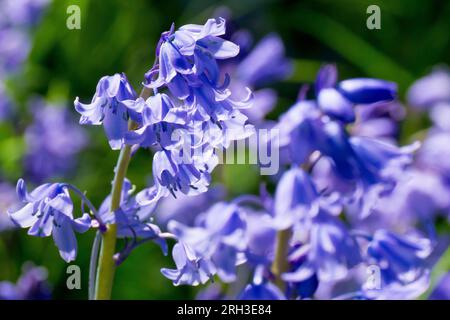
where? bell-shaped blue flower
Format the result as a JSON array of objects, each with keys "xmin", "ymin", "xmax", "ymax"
[
  {"xmin": 161, "ymin": 242, "xmax": 216, "ymax": 286},
  {"xmin": 366, "ymin": 230, "xmax": 431, "ymax": 284},
  {"xmin": 273, "ymin": 168, "xmax": 319, "ymax": 230},
  {"xmin": 74, "ymin": 73, "xmax": 137, "ymax": 149},
  {"xmin": 168, "ymin": 202, "xmax": 246, "ymax": 282},
  {"xmin": 283, "ymin": 210, "xmax": 361, "ymax": 282},
  {"xmin": 314, "ymin": 64, "xmax": 397, "ymax": 123},
  {"xmin": 8, "ymin": 179, "xmax": 91, "ymax": 262}
]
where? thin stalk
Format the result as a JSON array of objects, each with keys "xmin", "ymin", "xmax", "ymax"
[
  {"xmin": 88, "ymin": 231, "xmax": 102, "ymax": 300},
  {"xmin": 271, "ymin": 228, "xmax": 292, "ymax": 291},
  {"xmin": 94, "ymin": 143, "xmax": 132, "ymax": 299}
]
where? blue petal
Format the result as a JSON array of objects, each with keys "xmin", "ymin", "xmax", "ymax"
[
  {"xmin": 102, "ymin": 104, "xmax": 128, "ymax": 150},
  {"xmin": 52, "ymin": 215, "xmax": 77, "ymax": 262},
  {"xmin": 8, "ymin": 203, "xmax": 38, "ymax": 228},
  {"xmin": 197, "ymin": 36, "xmax": 239, "ymax": 59},
  {"xmin": 337, "ymin": 78, "xmax": 397, "ymax": 104}
]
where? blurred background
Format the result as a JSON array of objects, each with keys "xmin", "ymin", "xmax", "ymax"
[{"xmin": 0, "ymin": 0, "xmax": 449, "ymax": 299}]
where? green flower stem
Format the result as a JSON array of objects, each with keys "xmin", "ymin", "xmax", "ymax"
[
  {"xmin": 271, "ymin": 228, "xmax": 292, "ymax": 291},
  {"xmin": 94, "ymin": 87, "xmax": 151, "ymax": 300},
  {"xmin": 94, "ymin": 143, "xmax": 132, "ymax": 300}
]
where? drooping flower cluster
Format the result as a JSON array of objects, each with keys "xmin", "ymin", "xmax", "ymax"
[
  {"xmin": 158, "ymin": 64, "xmax": 436, "ymax": 300},
  {"xmin": 275, "ymin": 65, "xmax": 418, "ymax": 218},
  {"xmin": 75, "ymin": 18, "xmax": 254, "ymax": 203},
  {"xmin": 161, "ymin": 174, "xmax": 432, "ymax": 299},
  {"xmin": 8, "ymin": 179, "xmax": 92, "ymax": 262}
]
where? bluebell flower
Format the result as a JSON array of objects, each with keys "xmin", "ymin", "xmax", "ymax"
[
  {"xmin": 243, "ymin": 209, "xmax": 277, "ymax": 266},
  {"xmin": 315, "ymin": 64, "xmax": 397, "ymax": 123},
  {"xmin": 283, "ymin": 210, "xmax": 361, "ymax": 282},
  {"xmin": 97, "ymin": 178, "xmax": 167, "ymax": 256},
  {"xmin": 273, "ymin": 168, "xmax": 319, "ymax": 230},
  {"xmin": 144, "ymin": 17, "xmax": 254, "ymax": 140},
  {"xmin": 366, "ymin": 230, "xmax": 431, "ymax": 284},
  {"xmin": 277, "ymin": 98, "xmax": 418, "ymax": 217},
  {"xmin": 8, "ymin": 179, "xmax": 91, "ymax": 262},
  {"xmin": 167, "ymin": 202, "xmax": 246, "ymax": 282},
  {"xmin": 148, "ymin": 17, "xmax": 239, "ymax": 89},
  {"xmin": 0, "ymin": 264, "xmax": 51, "ymax": 300},
  {"xmin": 74, "ymin": 73, "xmax": 137, "ymax": 149},
  {"xmin": 150, "ymin": 149, "xmax": 216, "ymax": 198},
  {"xmin": 25, "ymin": 100, "xmax": 87, "ymax": 182},
  {"xmin": 161, "ymin": 242, "xmax": 216, "ymax": 286}
]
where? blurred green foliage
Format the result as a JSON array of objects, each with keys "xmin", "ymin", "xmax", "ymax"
[{"xmin": 0, "ymin": 0, "xmax": 449, "ymax": 299}]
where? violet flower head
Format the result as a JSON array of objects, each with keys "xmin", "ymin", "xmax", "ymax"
[
  {"xmin": 25, "ymin": 100, "xmax": 87, "ymax": 182},
  {"xmin": 167, "ymin": 202, "xmax": 246, "ymax": 283},
  {"xmin": 148, "ymin": 17, "xmax": 240, "ymax": 89},
  {"xmin": 145, "ymin": 17, "xmax": 253, "ymax": 129},
  {"xmin": 74, "ymin": 73, "xmax": 137, "ymax": 149},
  {"xmin": 8, "ymin": 179, "xmax": 91, "ymax": 262},
  {"xmin": 284, "ymin": 210, "xmax": 361, "ymax": 283},
  {"xmin": 161, "ymin": 242, "xmax": 216, "ymax": 286},
  {"xmin": 273, "ymin": 167, "xmax": 319, "ymax": 230},
  {"xmin": 276, "ymin": 85, "xmax": 418, "ymax": 218}
]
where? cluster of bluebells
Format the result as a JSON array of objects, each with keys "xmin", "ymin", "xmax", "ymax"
[
  {"xmin": 9, "ymin": 18, "xmax": 254, "ymax": 263},
  {"xmin": 5, "ymin": 15, "xmax": 449, "ymax": 301},
  {"xmin": 75, "ymin": 17, "xmax": 254, "ymax": 202},
  {"xmin": 159, "ymin": 65, "xmax": 440, "ymax": 300}
]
